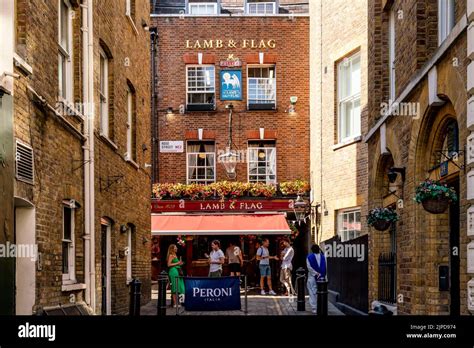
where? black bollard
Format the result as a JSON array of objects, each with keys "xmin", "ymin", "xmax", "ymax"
[
  {"xmin": 157, "ymin": 271, "xmax": 168, "ymax": 316},
  {"xmin": 129, "ymin": 278, "xmax": 142, "ymax": 316},
  {"xmin": 296, "ymin": 267, "xmax": 306, "ymax": 311},
  {"xmin": 316, "ymin": 280, "xmax": 328, "ymax": 316}
]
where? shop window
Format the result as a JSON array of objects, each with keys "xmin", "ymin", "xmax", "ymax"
[
  {"xmin": 438, "ymin": 0, "xmax": 455, "ymax": 45},
  {"xmin": 337, "ymin": 208, "xmax": 361, "ymax": 242},
  {"xmin": 188, "ymin": 2, "xmax": 218, "ymax": 15},
  {"xmin": 247, "ymin": 2, "xmax": 276, "ymax": 15},
  {"xmin": 186, "ymin": 65, "xmax": 216, "ymax": 111},
  {"xmin": 187, "ymin": 141, "xmax": 216, "ymax": 184},
  {"xmin": 248, "ymin": 141, "xmax": 276, "ymax": 184},
  {"xmin": 337, "ymin": 52, "xmax": 361, "ymax": 142},
  {"xmin": 247, "ymin": 65, "xmax": 276, "ymax": 110},
  {"xmin": 58, "ymin": 0, "xmax": 73, "ymax": 102}
]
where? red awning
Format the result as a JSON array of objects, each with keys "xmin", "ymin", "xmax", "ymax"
[{"xmin": 151, "ymin": 214, "xmax": 291, "ymax": 235}]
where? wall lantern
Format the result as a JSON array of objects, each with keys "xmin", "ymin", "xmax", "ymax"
[
  {"xmin": 387, "ymin": 167, "xmax": 406, "ymax": 183},
  {"xmin": 166, "ymin": 107, "xmax": 173, "ymax": 116},
  {"xmin": 218, "ymin": 103, "xmax": 239, "ymax": 179},
  {"xmin": 293, "ymin": 195, "xmax": 309, "ymax": 225}
]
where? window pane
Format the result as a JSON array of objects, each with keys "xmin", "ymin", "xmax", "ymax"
[
  {"xmin": 63, "ymin": 207, "xmax": 72, "ymax": 240},
  {"xmin": 60, "ymin": 0, "xmax": 69, "ymax": 51},
  {"xmin": 351, "ymin": 55, "xmax": 361, "ymax": 95},
  {"xmin": 62, "ymin": 241, "xmax": 69, "ymax": 274}
]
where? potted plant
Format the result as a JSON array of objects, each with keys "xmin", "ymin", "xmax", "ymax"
[
  {"xmin": 367, "ymin": 207, "xmax": 399, "ymax": 231},
  {"xmin": 414, "ymin": 179, "xmax": 457, "ymax": 214},
  {"xmin": 279, "ymin": 180, "xmax": 311, "ymax": 196}
]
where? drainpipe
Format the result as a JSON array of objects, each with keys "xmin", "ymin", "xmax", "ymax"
[
  {"xmin": 150, "ymin": 28, "xmax": 158, "ymax": 184},
  {"xmin": 81, "ymin": 0, "xmax": 91, "ymax": 309},
  {"xmin": 87, "ymin": 0, "xmax": 96, "ymax": 314}
]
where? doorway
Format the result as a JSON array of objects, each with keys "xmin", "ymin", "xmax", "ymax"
[
  {"xmin": 14, "ymin": 198, "xmax": 36, "ymax": 314},
  {"xmin": 101, "ymin": 222, "xmax": 111, "ymax": 315}
]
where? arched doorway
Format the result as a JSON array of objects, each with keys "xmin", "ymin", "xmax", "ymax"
[{"xmin": 415, "ymin": 103, "xmax": 460, "ymax": 315}]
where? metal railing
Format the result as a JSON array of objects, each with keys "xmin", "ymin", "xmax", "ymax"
[{"xmin": 378, "ymin": 252, "xmax": 396, "ymax": 304}]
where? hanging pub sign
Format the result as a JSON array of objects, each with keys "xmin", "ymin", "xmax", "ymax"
[
  {"xmin": 220, "ymin": 70, "xmax": 242, "ymax": 101},
  {"xmin": 184, "ymin": 276, "xmax": 241, "ymax": 311}
]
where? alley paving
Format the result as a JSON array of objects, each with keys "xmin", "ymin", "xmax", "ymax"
[{"xmin": 141, "ymin": 285, "xmax": 344, "ymax": 316}]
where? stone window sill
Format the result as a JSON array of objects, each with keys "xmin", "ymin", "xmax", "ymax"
[
  {"xmin": 13, "ymin": 53, "xmax": 33, "ymax": 76},
  {"xmin": 126, "ymin": 158, "xmax": 139, "ymax": 169},
  {"xmin": 332, "ymin": 135, "xmax": 362, "ymax": 151},
  {"xmin": 62, "ymin": 282, "xmax": 86, "ymax": 292},
  {"xmin": 126, "ymin": 15, "xmax": 139, "ymax": 35},
  {"xmin": 99, "ymin": 133, "xmax": 119, "ymax": 151}
]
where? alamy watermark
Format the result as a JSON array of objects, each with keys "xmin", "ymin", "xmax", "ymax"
[
  {"xmin": 380, "ymin": 100, "xmax": 420, "ymax": 119},
  {"xmin": 323, "ymin": 241, "xmax": 365, "ymax": 262},
  {"xmin": 0, "ymin": 242, "xmax": 38, "ymax": 262}
]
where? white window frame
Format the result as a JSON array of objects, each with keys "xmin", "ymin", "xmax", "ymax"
[
  {"xmin": 126, "ymin": 86, "xmax": 134, "ymax": 161},
  {"xmin": 186, "ymin": 65, "xmax": 216, "ymax": 108},
  {"xmin": 388, "ymin": 9, "xmax": 396, "ymax": 102},
  {"xmin": 99, "ymin": 47, "xmax": 109, "ymax": 138},
  {"xmin": 125, "ymin": 0, "xmax": 138, "ymax": 34},
  {"xmin": 246, "ymin": 2, "xmax": 276, "ymax": 15},
  {"xmin": 62, "ymin": 202, "xmax": 76, "ymax": 284},
  {"xmin": 337, "ymin": 208, "xmax": 361, "ymax": 242},
  {"xmin": 247, "ymin": 64, "xmax": 277, "ymax": 108},
  {"xmin": 186, "ymin": 141, "xmax": 216, "ymax": 184},
  {"xmin": 188, "ymin": 2, "xmax": 218, "ymax": 15},
  {"xmin": 58, "ymin": 0, "xmax": 73, "ymax": 103},
  {"xmin": 126, "ymin": 226, "xmax": 132, "ymax": 284},
  {"xmin": 337, "ymin": 52, "xmax": 361, "ymax": 143},
  {"xmin": 438, "ymin": 0, "xmax": 455, "ymax": 45},
  {"xmin": 247, "ymin": 143, "xmax": 277, "ymax": 184}
]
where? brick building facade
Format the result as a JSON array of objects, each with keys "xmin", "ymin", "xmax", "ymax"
[
  {"xmin": 309, "ymin": 1, "xmax": 369, "ymax": 245},
  {"xmin": 366, "ymin": 0, "xmax": 473, "ymax": 315},
  {"xmin": 150, "ymin": 0, "xmax": 311, "ymax": 284},
  {"xmin": 0, "ymin": 0, "xmax": 151, "ymax": 315}
]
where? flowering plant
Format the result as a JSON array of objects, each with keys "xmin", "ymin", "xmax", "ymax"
[
  {"xmin": 367, "ymin": 207, "xmax": 399, "ymax": 226},
  {"xmin": 152, "ymin": 180, "xmax": 309, "ymax": 200},
  {"xmin": 414, "ymin": 179, "xmax": 457, "ymax": 203},
  {"xmin": 176, "ymin": 235, "xmax": 186, "ymax": 247},
  {"xmin": 279, "ymin": 180, "xmax": 311, "ymax": 196},
  {"xmin": 249, "ymin": 182, "xmax": 276, "ymax": 197}
]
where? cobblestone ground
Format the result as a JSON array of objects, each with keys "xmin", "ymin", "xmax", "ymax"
[{"xmin": 141, "ymin": 285, "xmax": 344, "ymax": 316}]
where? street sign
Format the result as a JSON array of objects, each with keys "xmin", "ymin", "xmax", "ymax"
[{"xmin": 160, "ymin": 141, "xmax": 184, "ymax": 153}]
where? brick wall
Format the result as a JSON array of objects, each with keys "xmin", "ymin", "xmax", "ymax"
[
  {"xmin": 367, "ymin": 0, "xmax": 469, "ymax": 314},
  {"xmin": 151, "ymin": 16, "xmax": 310, "ymax": 185},
  {"xmin": 11, "ymin": 0, "xmax": 151, "ymax": 315},
  {"xmin": 309, "ymin": 0, "xmax": 369, "ymax": 243}
]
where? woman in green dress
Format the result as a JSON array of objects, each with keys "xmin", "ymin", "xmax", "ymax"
[{"xmin": 167, "ymin": 244, "xmax": 185, "ymax": 307}]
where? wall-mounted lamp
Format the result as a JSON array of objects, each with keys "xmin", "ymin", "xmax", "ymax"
[
  {"xmin": 388, "ymin": 167, "xmax": 406, "ymax": 183},
  {"xmin": 142, "ymin": 236, "xmax": 149, "ymax": 245},
  {"xmin": 166, "ymin": 107, "xmax": 173, "ymax": 116},
  {"xmin": 142, "ymin": 19, "xmax": 149, "ymax": 31},
  {"xmin": 120, "ymin": 224, "xmax": 128, "ymax": 234},
  {"xmin": 288, "ymin": 96, "xmax": 298, "ymax": 114}
]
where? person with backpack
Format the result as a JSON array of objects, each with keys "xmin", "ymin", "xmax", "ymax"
[
  {"xmin": 306, "ymin": 244, "xmax": 327, "ymax": 314},
  {"xmin": 256, "ymin": 238, "xmax": 279, "ymax": 295}
]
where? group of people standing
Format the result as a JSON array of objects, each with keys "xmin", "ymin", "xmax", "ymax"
[{"xmin": 165, "ymin": 238, "xmax": 327, "ymax": 313}]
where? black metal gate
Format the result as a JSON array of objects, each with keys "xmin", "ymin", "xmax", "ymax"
[{"xmin": 378, "ymin": 252, "xmax": 396, "ymax": 304}]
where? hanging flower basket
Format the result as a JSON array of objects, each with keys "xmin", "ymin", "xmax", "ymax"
[
  {"xmin": 367, "ymin": 207, "xmax": 398, "ymax": 231},
  {"xmin": 414, "ymin": 180, "xmax": 457, "ymax": 214},
  {"xmin": 421, "ymin": 197, "xmax": 450, "ymax": 214},
  {"xmin": 371, "ymin": 219, "xmax": 392, "ymax": 231}
]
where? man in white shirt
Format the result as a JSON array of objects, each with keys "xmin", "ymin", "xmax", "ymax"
[
  {"xmin": 207, "ymin": 240, "xmax": 225, "ymax": 277},
  {"xmin": 279, "ymin": 237, "xmax": 295, "ymax": 296}
]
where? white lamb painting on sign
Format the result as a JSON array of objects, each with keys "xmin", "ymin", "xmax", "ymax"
[{"xmin": 222, "ymin": 72, "xmax": 240, "ymax": 89}]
